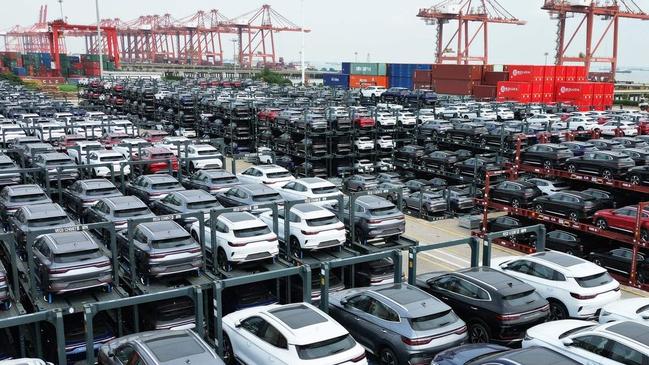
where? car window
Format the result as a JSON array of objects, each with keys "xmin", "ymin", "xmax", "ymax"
[
  {"xmin": 608, "ymin": 340, "xmax": 647, "ymax": 365},
  {"xmin": 530, "ymin": 262, "xmax": 565, "ymax": 281},
  {"xmin": 348, "ymin": 295, "xmax": 372, "ymax": 312},
  {"xmin": 366, "ymin": 297, "xmax": 399, "ymax": 322},
  {"xmin": 260, "ymin": 322, "xmax": 288, "ymax": 349},
  {"xmin": 241, "ymin": 316, "xmax": 267, "ymax": 337},
  {"xmin": 572, "ymin": 335, "xmax": 609, "ymax": 357},
  {"xmin": 115, "ymin": 345, "xmax": 136, "ymax": 364}
]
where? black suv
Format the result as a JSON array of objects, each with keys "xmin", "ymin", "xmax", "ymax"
[
  {"xmin": 546, "ymin": 230, "xmax": 584, "ymax": 257},
  {"xmin": 487, "ymin": 216, "xmax": 536, "ymax": 245},
  {"xmin": 422, "ymin": 150, "xmax": 460, "ymax": 172},
  {"xmin": 453, "ymin": 157, "xmax": 501, "ymax": 179},
  {"xmin": 628, "ymin": 165, "xmax": 649, "ymax": 186},
  {"xmin": 395, "ymin": 145, "xmax": 425, "ymax": 162},
  {"xmin": 416, "ymin": 267, "xmax": 549, "ymax": 344},
  {"xmin": 521, "ymin": 143, "xmax": 574, "ymax": 169},
  {"xmin": 532, "ymin": 190, "xmax": 603, "ymax": 221},
  {"xmin": 566, "ymin": 151, "xmax": 635, "ymax": 179},
  {"xmin": 490, "ymin": 180, "xmax": 542, "ymax": 208},
  {"xmin": 447, "ymin": 122, "xmax": 489, "ymax": 142},
  {"xmin": 589, "ymin": 247, "xmax": 649, "ymax": 284}
]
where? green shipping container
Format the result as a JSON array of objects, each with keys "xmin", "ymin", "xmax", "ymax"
[{"xmin": 349, "ymin": 62, "xmax": 387, "ymax": 76}]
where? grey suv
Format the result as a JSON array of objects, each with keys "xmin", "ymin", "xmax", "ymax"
[
  {"xmin": 83, "ymin": 196, "xmax": 156, "ymax": 233},
  {"xmin": 329, "ymin": 283, "xmax": 467, "ymax": 365},
  {"xmin": 0, "ymin": 184, "xmax": 51, "ymax": 222},
  {"xmin": 344, "ymin": 174, "xmax": 379, "ymax": 192},
  {"xmin": 33, "ymin": 231, "xmax": 112, "ymax": 302},
  {"xmin": 180, "ymin": 169, "xmax": 240, "ymax": 194},
  {"xmin": 98, "ymin": 329, "xmax": 223, "ymax": 365},
  {"xmin": 10, "ymin": 203, "xmax": 75, "ymax": 248},
  {"xmin": 327, "ymin": 195, "xmax": 405, "ymax": 243},
  {"xmin": 116, "ymin": 221, "xmax": 202, "ymax": 281},
  {"xmin": 215, "ymin": 183, "xmax": 284, "ymax": 208},
  {"xmin": 62, "ymin": 179, "xmax": 123, "ymax": 216},
  {"xmin": 0, "ymin": 154, "xmax": 21, "ymax": 186},
  {"xmin": 125, "ymin": 174, "xmax": 185, "ymax": 205},
  {"xmin": 32, "ymin": 152, "xmax": 79, "ymax": 183},
  {"xmin": 151, "ymin": 190, "xmax": 222, "ymax": 227}
]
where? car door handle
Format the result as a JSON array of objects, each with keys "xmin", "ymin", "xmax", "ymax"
[
  {"xmin": 354, "ymin": 316, "xmax": 361, "ymax": 321},
  {"xmin": 441, "ymin": 296, "xmax": 449, "ymax": 300},
  {"xmin": 381, "ymin": 329, "xmax": 387, "ymax": 334},
  {"xmin": 470, "ymin": 306, "xmax": 478, "ymax": 310}
]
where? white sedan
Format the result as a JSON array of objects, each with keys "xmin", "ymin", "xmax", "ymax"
[{"xmin": 600, "ymin": 120, "xmax": 639, "ymax": 136}]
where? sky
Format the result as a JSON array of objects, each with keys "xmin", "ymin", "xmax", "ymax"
[{"xmin": 2, "ymin": 0, "xmax": 648, "ymax": 68}]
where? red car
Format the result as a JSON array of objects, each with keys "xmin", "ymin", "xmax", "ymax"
[
  {"xmin": 54, "ymin": 134, "xmax": 87, "ymax": 150},
  {"xmin": 258, "ymin": 108, "xmax": 281, "ymax": 122},
  {"xmin": 100, "ymin": 132, "xmax": 131, "ymax": 149},
  {"xmin": 593, "ymin": 205, "xmax": 649, "ymax": 241},
  {"xmin": 353, "ymin": 116, "xmax": 376, "ymax": 128},
  {"xmin": 132, "ymin": 146, "xmax": 179, "ymax": 174},
  {"xmin": 139, "ymin": 129, "xmax": 169, "ymax": 143}
]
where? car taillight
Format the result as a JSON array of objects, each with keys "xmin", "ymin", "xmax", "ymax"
[
  {"xmin": 49, "ymin": 267, "xmax": 70, "ymax": 274},
  {"xmin": 570, "ymin": 292, "xmax": 597, "ymax": 300},
  {"xmin": 496, "ymin": 313, "xmax": 521, "ymax": 321},
  {"xmin": 228, "ymin": 241, "xmax": 247, "ymax": 247},
  {"xmin": 350, "ymin": 353, "xmax": 366, "ymax": 363},
  {"xmin": 402, "ymin": 335, "xmax": 433, "ymax": 346},
  {"xmin": 367, "ymin": 219, "xmax": 383, "ymax": 224},
  {"xmin": 301, "ymin": 230, "xmax": 319, "ymax": 235}
]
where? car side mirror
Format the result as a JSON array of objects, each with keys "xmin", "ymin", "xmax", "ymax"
[
  {"xmin": 500, "ymin": 263, "xmax": 510, "ymax": 270},
  {"xmin": 562, "ymin": 338, "xmax": 574, "ymax": 347},
  {"xmin": 107, "ymin": 350, "xmax": 115, "ymax": 358},
  {"xmin": 340, "ymin": 298, "xmax": 348, "ymax": 306},
  {"xmin": 234, "ymin": 319, "xmax": 242, "ymax": 328}
]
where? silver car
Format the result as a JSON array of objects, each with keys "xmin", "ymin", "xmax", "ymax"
[{"xmin": 328, "ymin": 283, "xmax": 467, "ymax": 365}]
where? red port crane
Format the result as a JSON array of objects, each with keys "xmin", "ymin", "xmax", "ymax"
[
  {"xmin": 417, "ymin": 0, "xmax": 525, "ymax": 65},
  {"xmin": 542, "ymin": 0, "xmax": 649, "ymax": 81},
  {"xmin": 229, "ymin": 4, "xmax": 310, "ymax": 68}
]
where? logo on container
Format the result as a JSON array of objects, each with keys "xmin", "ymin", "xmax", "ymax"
[
  {"xmin": 559, "ymin": 86, "xmax": 580, "ymax": 94},
  {"xmin": 500, "ymin": 85, "xmax": 519, "ymax": 93},
  {"xmin": 512, "ymin": 69, "xmax": 531, "ymax": 77}
]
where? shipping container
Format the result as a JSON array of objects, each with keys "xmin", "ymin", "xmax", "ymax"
[
  {"xmin": 349, "ymin": 62, "xmax": 387, "ymax": 76},
  {"xmin": 349, "ymin": 75, "xmax": 388, "ymax": 88},
  {"xmin": 431, "ymin": 64, "xmax": 483, "ymax": 80},
  {"xmin": 389, "ymin": 76, "xmax": 413, "ymax": 89},
  {"xmin": 555, "ymin": 82, "xmax": 594, "ymax": 102},
  {"xmin": 435, "ymin": 79, "xmax": 478, "ymax": 95},
  {"xmin": 473, "ymin": 85, "xmax": 497, "ymax": 99},
  {"xmin": 413, "ymin": 81, "xmax": 433, "ymax": 90},
  {"xmin": 564, "ymin": 66, "xmax": 577, "ymax": 82},
  {"xmin": 543, "ymin": 66, "xmax": 556, "ymax": 83},
  {"xmin": 387, "ymin": 63, "xmax": 432, "ymax": 78},
  {"xmin": 483, "ymin": 71, "xmax": 509, "ymax": 85},
  {"xmin": 341, "ymin": 62, "xmax": 351, "ymax": 75},
  {"xmin": 554, "ymin": 65, "xmax": 566, "ymax": 82},
  {"xmin": 323, "ymin": 73, "xmax": 349, "ymax": 88},
  {"xmin": 576, "ymin": 66, "xmax": 587, "ymax": 81},
  {"xmin": 506, "ymin": 65, "xmax": 544, "ymax": 82},
  {"xmin": 496, "ymin": 81, "xmax": 532, "ymax": 101},
  {"xmin": 414, "ymin": 70, "xmax": 432, "ymax": 84}
]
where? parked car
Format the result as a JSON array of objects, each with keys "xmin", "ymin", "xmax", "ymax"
[
  {"xmin": 116, "ymin": 220, "xmax": 202, "ymax": 281},
  {"xmin": 415, "ymin": 267, "xmax": 549, "ymax": 344},
  {"xmin": 526, "ymin": 178, "xmax": 570, "ymax": 195},
  {"xmin": 259, "ymin": 203, "xmax": 345, "ymax": 256},
  {"xmin": 401, "ymin": 189, "xmax": 448, "ymax": 215},
  {"xmin": 492, "ymin": 251, "xmax": 621, "ymax": 320},
  {"xmin": 354, "ymin": 257, "xmax": 398, "ymax": 287},
  {"xmin": 546, "ymin": 230, "xmax": 584, "ymax": 257},
  {"xmin": 453, "ymin": 157, "xmax": 501, "ymax": 179},
  {"xmin": 191, "ymin": 211, "xmax": 278, "ymax": 271},
  {"xmin": 593, "ymin": 205, "xmax": 649, "ymax": 240},
  {"xmin": 98, "ymin": 329, "xmax": 223, "ymax": 365},
  {"xmin": 522, "ymin": 320, "xmax": 649, "ymax": 365},
  {"xmin": 628, "ymin": 165, "xmax": 649, "ymax": 185},
  {"xmin": 560, "ymin": 141, "xmax": 598, "ymax": 156},
  {"xmin": 10, "ymin": 203, "xmax": 75, "ymax": 248},
  {"xmin": 62, "ymin": 179, "xmax": 122, "ymax": 215},
  {"xmin": 82, "ymin": 196, "xmax": 156, "ymax": 233},
  {"xmin": 433, "ymin": 345, "xmax": 582, "ymax": 365},
  {"xmin": 329, "ymin": 284, "xmax": 467, "ymax": 365},
  {"xmin": 32, "ymin": 152, "xmax": 79, "ymax": 183},
  {"xmin": 237, "ymin": 164, "xmax": 295, "ymax": 188},
  {"xmin": 395, "ymin": 145, "xmax": 425, "ymax": 162},
  {"xmin": 344, "ymin": 174, "xmax": 378, "ymax": 192},
  {"xmin": 130, "ymin": 146, "xmax": 179, "ymax": 174},
  {"xmin": 215, "ymin": 184, "xmax": 284, "ymax": 209},
  {"xmin": 0, "ymin": 154, "xmax": 20, "ymax": 187},
  {"xmin": 620, "ymin": 148, "xmax": 649, "ymax": 165},
  {"xmin": 33, "ymin": 231, "xmax": 112, "ymax": 302},
  {"xmin": 487, "ymin": 216, "xmax": 537, "ymax": 244},
  {"xmin": 125, "ymin": 174, "xmax": 185, "ymax": 205},
  {"xmin": 151, "ymin": 190, "xmax": 222, "ymax": 227},
  {"xmin": 183, "ymin": 144, "xmax": 223, "ymax": 170},
  {"xmin": 0, "ymin": 184, "xmax": 52, "ymax": 222},
  {"xmin": 490, "ymin": 180, "xmax": 542, "ymax": 208},
  {"xmin": 180, "ymin": 169, "xmax": 239, "ymax": 194},
  {"xmin": 599, "ymin": 298, "xmax": 649, "ymax": 324},
  {"xmin": 533, "ymin": 190, "xmax": 604, "ymax": 221},
  {"xmin": 521, "ymin": 143, "xmax": 574, "ymax": 169},
  {"xmin": 326, "ymin": 195, "xmax": 405, "ymax": 244},
  {"xmin": 221, "ymin": 303, "xmax": 367, "ymax": 365},
  {"xmin": 579, "ymin": 188, "xmax": 615, "ymax": 209},
  {"xmin": 588, "ymin": 138, "xmax": 624, "ymax": 151},
  {"xmin": 589, "ymin": 247, "xmax": 649, "ymax": 284},
  {"xmin": 85, "ymin": 149, "xmax": 131, "ymax": 177},
  {"xmin": 422, "ymin": 150, "xmax": 460, "ymax": 172}
]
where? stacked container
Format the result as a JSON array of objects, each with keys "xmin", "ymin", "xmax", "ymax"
[
  {"xmin": 347, "ymin": 62, "xmax": 388, "ymax": 88},
  {"xmin": 430, "ymin": 64, "xmax": 483, "ymax": 95},
  {"xmin": 387, "ymin": 63, "xmax": 432, "ymax": 89}
]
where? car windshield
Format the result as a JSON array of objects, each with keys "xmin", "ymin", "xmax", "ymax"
[
  {"xmin": 233, "ymin": 225, "xmax": 271, "ymax": 238},
  {"xmin": 408, "ymin": 309, "xmax": 458, "ymax": 331},
  {"xmin": 0, "ymin": 162, "xmax": 15, "ymax": 169},
  {"xmin": 211, "ymin": 176, "xmax": 237, "ymax": 184},
  {"xmin": 145, "ymin": 334, "xmax": 205, "ymax": 362},
  {"xmin": 151, "ymin": 182, "xmax": 180, "ymax": 190},
  {"xmin": 296, "ymin": 334, "xmax": 356, "ymax": 360},
  {"xmin": 267, "ymin": 171, "xmax": 292, "ymax": 178},
  {"xmin": 502, "ymin": 289, "xmax": 539, "ymax": 306},
  {"xmin": 150, "ymin": 236, "xmax": 193, "ymax": 249},
  {"xmin": 306, "ymin": 215, "xmax": 339, "ymax": 227},
  {"xmin": 197, "ymin": 150, "xmax": 219, "ymax": 156},
  {"xmin": 53, "ymin": 248, "xmax": 102, "ymax": 263},
  {"xmin": 575, "ymin": 271, "xmax": 613, "ymax": 288},
  {"xmin": 28, "ymin": 216, "xmax": 70, "ymax": 227},
  {"xmin": 151, "ymin": 153, "xmax": 174, "ymax": 159},
  {"xmin": 10, "ymin": 193, "xmax": 47, "ymax": 203},
  {"xmin": 99, "ymin": 155, "xmax": 123, "ymax": 162},
  {"xmin": 114, "ymin": 207, "xmax": 150, "ymax": 218},
  {"xmin": 312, "ymin": 186, "xmax": 339, "ymax": 194},
  {"xmin": 369, "ymin": 206, "xmax": 400, "ymax": 216},
  {"xmin": 86, "ymin": 187, "xmax": 118, "ymax": 196},
  {"xmin": 253, "ymin": 193, "xmax": 281, "ymax": 202},
  {"xmin": 187, "ymin": 201, "xmax": 218, "ymax": 209},
  {"xmin": 46, "ymin": 159, "xmax": 71, "ymax": 166}
]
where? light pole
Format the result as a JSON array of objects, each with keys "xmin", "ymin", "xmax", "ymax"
[
  {"xmin": 300, "ymin": 0, "xmax": 305, "ymax": 85},
  {"xmin": 544, "ymin": 52, "xmax": 549, "ymax": 65},
  {"xmin": 95, "ymin": 0, "xmax": 103, "ymax": 78},
  {"xmin": 354, "ymin": 52, "xmax": 358, "ymax": 62},
  {"xmin": 231, "ymin": 39, "xmax": 238, "ymax": 80},
  {"xmin": 58, "ymin": 0, "xmax": 64, "ymax": 20}
]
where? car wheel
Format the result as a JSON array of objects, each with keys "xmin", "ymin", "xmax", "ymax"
[
  {"xmin": 222, "ymin": 334, "xmax": 235, "ymax": 365},
  {"xmin": 577, "ymin": 126, "xmax": 585, "ymax": 131},
  {"xmin": 595, "ymin": 218, "xmax": 608, "ymax": 230},
  {"xmin": 468, "ymin": 321, "xmax": 490, "ymax": 343},
  {"xmin": 454, "ymin": 167, "xmax": 461, "ymax": 176},
  {"xmin": 568, "ymin": 211, "xmax": 579, "ymax": 222},
  {"xmin": 602, "ymin": 169, "xmax": 613, "ymax": 180},
  {"xmin": 548, "ymin": 300, "xmax": 568, "ymax": 321},
  {"xmin": 534, "ymin": 204, "xmax": 544, "ymax": 213},
  {"xmin": 567, "ymin": 164, "xmax": 577, "ymax": 173},
  {"xmin": 630, "ymin": 174, "xmax": 642, "ymax": 185},
  {"xmin": 290, "ymin": 236, "xmax": 302, "ymax": 258},
  {"xmin": 379, "ymin": 347, "xmax": 398, "ymax": 365},
  {"xmin": 355, "ymin": 227, "xmax": 366, "ymax": 245},
  {"xmin": 217, "ymin": 248, "xmax": 231, "ymax": 272},
  {"xmin": 543, "ymin": 160, "xmax": 553, "ymax": 170},
  {"xmin": 511, "ymin": 198, "xmax": 521, "ymax": 209}
]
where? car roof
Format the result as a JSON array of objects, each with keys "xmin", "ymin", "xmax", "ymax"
[
  {"xmin": 372, "ymin": 283, "xmax": 447, "ymax": 317},
  {"xmin": 604, "ymin": 321, "xmax": 649, "ymax": 347},
  {"xmin": 220, "ymin": 212, "xmax": 257, "ymax": 224},
  {"xmin": 457, "ymin": 267, "xmax": 529, "ymax": 292},
  {"xmin": 44, "ymin": 231, "xmax": 97, "ymax": 254},
  {"xmin": 22, "ymin": 203, "xmax": 66, "ymax": 219},
  {"xmin": 139, "ymin": 221, "xmax": 188, "ymax": 238},
  {"xmin": 173, "ymin": 189, "xmax": 216, "ymax": 203},
  {"xmin": 268, "ymin": 304, "xmax": 328, "ymax": 330},
  {"xmin": 4, "ymin": 184, "xmax": 44, "ymax": 195},
  {"xmin": 355, "ymin": 195, "xmax": 393, "ymax": 208},
  {"xmin": 238, "ymin": 183, "xmax": 278, "ymax": 194},
  {"xmin": 252, "ymin": 164, "xmax": 286, "ymax": 171},
  {"xmin": 104, "ymin": 196, "xmax": 147, "ymax": 209},
  {"xmin": 141, "ymin": 174, "xmax": 177, "ymax": 183},
  {"xmin": 496, "ymin": 347, "xmax": 581, "ymax": 365},
  {"xmin": 201, "ymin": 169, "xmax": 234, "ymax": 177},
  {"xmin": 78, "ymin": 179, "xmax": 115, "ymax": 189}
]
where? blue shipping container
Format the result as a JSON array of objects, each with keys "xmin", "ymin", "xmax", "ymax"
[
  {"xmin": 389, "ymin": 76, "xmax": 413, "ymax": 89},
  {"xmin": 341, "ymin": 62, "xmax": 351, "ymax": 75},
  {"xmin": 12, "ymin": 67, "xmax": 26, "ymax": 76},
  {"xmin": 323, "ymin": 74, "xmax": 349, "ymax": 88},
  {"xmin": 387, "ymin": 63, "xmax": 432, "ymax": 78}
]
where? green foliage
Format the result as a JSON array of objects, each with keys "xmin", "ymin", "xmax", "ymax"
[
  {"xmin": 253, "ymin": 68, "xmax": 292, "ymax": 85},
  {"xmin": 616, "ymin": 99, "xmax": 639, "ymax": 106},
  {"xmin": 58, "ymin": 84, "xmax": 78, "ymax": 92},
  {"xmin": 0, "ymin": 72, "xmax": 24, "ymax": 85},
  {"xmin": 163, "ymin": 74, "xmax": 184, "ymax": 81}
]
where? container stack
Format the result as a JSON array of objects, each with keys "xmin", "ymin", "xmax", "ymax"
[
  {"xmin": 431, "ymin": 64, "xmax": 484, "ymax": 95},
  {"xmin": 387, "ymin": 63, "xmax": 432, "ymax": 89},
  {"xmin": 347, "ymin": 62, "xmax": 388, "ymax": 88}
]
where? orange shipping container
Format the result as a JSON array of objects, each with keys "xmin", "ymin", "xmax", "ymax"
[{"xmin": 349, "ymin": 75, "xmax": 388, "ymax": 88}]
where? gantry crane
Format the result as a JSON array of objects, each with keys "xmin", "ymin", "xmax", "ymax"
[
  {"xmin": 417, "ymin": 0, "xmax": 525, "ymax": 65},
  {"xmin": 542, "ymin": 0, "xmax": 649, "ymax": 81}
]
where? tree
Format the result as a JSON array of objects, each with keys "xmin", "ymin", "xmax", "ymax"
[{"xmin": 254, "ymin": 68, "xmax": 292, "ymax": 85}]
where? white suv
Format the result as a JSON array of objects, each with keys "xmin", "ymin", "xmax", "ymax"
[
  {"xmin": 599, "ymin": 298, "xmax": 649, "ymax": 324},
  {"xmin": 190, "ymin": 212, "xmax": 278, "ymax": 271},
  {"xmin": 155, "ymin": 136, "xmax": 190, "ymax": 155},
  {"xmin": 222, "ymin": 302, "xmax": 367, "ymax": 365},
  {"xmin": 376, "ymin": 135, "xmax": 395, "ymax": 149},
  {"xmin": 492, "ymin": 251, "xmax": 621, "ymax": 321},
  {"xmin": 184, "ymin": 144, "xmax": 223, "ymax": 170},
  {"xmin": 67, "ymin": 140, "xmax": 104, "ymax": 164},
  {"xmin": 259, "ymin": 203, "xmax": 345, "ymax": 255},
  {"xmin": 237, "ymin": 164, "xmax": 295, "ymax": 188},
  {"xmin": 86, "ymin": 150, "xmax": 130, "ymax": 177},
  {"xmin": 354, "ymin": 137, "xmax": 374, "ymax": 151},
  {"xmin": 360, "ymin": 86, "xmax": 386, "ymax": 98},
  {"xmin": 276, "ymin": 177, "xmax": 342, "ymax": 205},
  {"xmin": 523, "ymin": 320, "xmax": 649, "ymax": 365},
  {"xmin": 375, "ymin": 112, "xmax": 397, "ymax": 127}
]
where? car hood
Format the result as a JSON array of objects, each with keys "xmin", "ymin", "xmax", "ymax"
[
  {"xmin": 603, "ymin": 298, "xmax": 649, "ymax": 320},
  {"xmin": 525, "ymin": 319, "xmax": 595, "ymax": 344}
]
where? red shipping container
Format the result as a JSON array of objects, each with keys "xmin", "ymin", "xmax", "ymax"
[
  {"xmin": 349, "ymin": 75, "xmax": 388, "ymax": 88},
  {"xmin": 473, "ymin": 85, "xmax": 497, "ymax": 99},
  {"xmin": 431, "ymin": 64, "xmax": 483, "ymax": 80},
  {"xmin": 483, "ymin": 71, "xmax": 509, "ymax": 86},
  {"xmin": 414, "ymin": 70, "xmax": 432, "ymax": 83},
  {"xmin": 435, "ymin": 80, "xmax": 477, "ymax": 95},
  {"xmin": 564, "ymin": 66, "xmax": 577, "ymax": 82},
  {"xmin": 542, "ymin": 81, "xmax": 555, "ymax": 93},
  {"xmin": 543, "ymin": 66, "xmax": 556, "ymax": 83},
  {"xmin": 507, "ymin": 65, "xmax": 544, "ymax": 82},
  {"xmin": 576, "ymin": 66, "xmax": 587, "ymax": 81},
  {"xmin": 555, "ymin": 82, "xmax": 593, "ymax": 102},
  {"xmin": 542, "ymin": 92, "xmax": 555, "ymax": 103},
  {"xmin": 554, "ymin": 65, "xmax": 566, "ymax": 82},
  {"xmin": 496, "ymin": 81, "xmax": 532, "ymax": 101}
]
